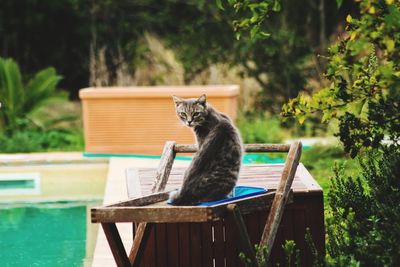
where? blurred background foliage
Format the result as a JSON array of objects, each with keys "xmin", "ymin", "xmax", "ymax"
[
  {"xmin": 0, "ymin": 0, "xmax": 388, "ymax": 187},
  {"xmin": 0, "ymin": 0, "xmax": 362, "ymax": 153},
  {"xmin": 0, "ymin": 0, "xmax": 356, "ymax": 108}
]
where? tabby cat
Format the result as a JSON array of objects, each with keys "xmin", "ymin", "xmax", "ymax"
[{"xmin": 169, "ymin": 94, "xmax": 243, "ymax": 205}]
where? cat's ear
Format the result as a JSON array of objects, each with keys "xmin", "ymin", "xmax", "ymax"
[
  {"xmin": 197, "ymin": 94, "xmax": 207, "ymax": 106},
  {"xmin": 172, "ymin": 95, "xmax": 183, "ymax": 106}
]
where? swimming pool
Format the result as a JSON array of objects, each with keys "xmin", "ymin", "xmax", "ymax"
[
  {"xmin": 0, "ymin": 158, "xmax": 108, "ymax": 267},
  {"xmin": 0, "ymin": 201, "xmax": 100, "ymax": 267}
]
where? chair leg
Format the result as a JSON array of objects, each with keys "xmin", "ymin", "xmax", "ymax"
[
  {"xmin": 102, "ymin": 223, "xmax": 131, "ymax": 267},
  {"xmin": 129, "ymin": 141, "xmax": 175, "ymax": 266},
  {"xmin": 129, "ymin": 223, "xmax": 154, "ymax": 267},
  {"xmin": 258, "ymin": 141, "xmax": 302, "ymax": 261},
  {"xmin": 227, "ymin": 204, "xmax": 260, "ymax": 267}
]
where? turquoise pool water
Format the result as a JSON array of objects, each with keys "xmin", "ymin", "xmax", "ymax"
[
  {"xmin": 84, "ymin": 152, "xmax": 286, "ymax": 164},
  {"xmin": 0, "ymin": 201, "xmax": 99, "ymax": 267},
  {"xmin": 242, "ymin": 153, "xmax": 285, "ymax": 164}
]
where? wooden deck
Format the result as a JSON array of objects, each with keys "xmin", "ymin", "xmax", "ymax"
[{"xmin": 133, "ymin": 164, "xmax": 321, "ymax": 196}]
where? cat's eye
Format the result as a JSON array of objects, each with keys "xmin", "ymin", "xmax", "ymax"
[
  {"xmin": 193, "ymin": 112, "xmax": 200, "ymax": 117},
  {"xmin": 179, "ymin": 112, "xmax": 186, "ymax": 118}
]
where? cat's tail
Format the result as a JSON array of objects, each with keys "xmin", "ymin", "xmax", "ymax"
[
  {"xmin": 168, "ymin": 190, "xmax": 196, "ymax": 206},
  {"xmin": 168, "ymin": 190, "xmax": 180, "ymax": 202}
]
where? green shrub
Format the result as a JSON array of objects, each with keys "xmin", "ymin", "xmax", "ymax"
[
  {"xmin": 237, "ymin": 113, "xmax": 283, "ymax": 144},
  {"xmin": 326, "ymin": 146, "xmax": 400, "ymax": 266},
  {"xmin": 0, "ymin": 57, "xmax": 63, "ymax": 135},
  {"xmin": 0, "ymin": 129, "xmax": 83, "ymax": 153}
]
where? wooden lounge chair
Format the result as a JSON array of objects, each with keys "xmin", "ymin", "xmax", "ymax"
[{"xmin": 91, "ymin": 141, "xmax": 303, "ymax": 267}]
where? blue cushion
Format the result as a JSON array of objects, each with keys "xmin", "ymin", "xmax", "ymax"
[{"xmin": 167, "ymin": 186, "xmax": 268, "ymax": 206}]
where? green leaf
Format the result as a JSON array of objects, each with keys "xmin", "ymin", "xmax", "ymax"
[
  {"xmin": 259, "ymin": 31, "xmax": 271, "ymax": 39},
  {"xmin": 250, "ymin": 25, "xmax": 259, "ymax": 40},
  {"xmin": 235, "ymin": 32, "xmax": 241, "ymax": 40},
  {"xmin": 24, "ymin": 67, "xmax": 63, "ymax": 114},
  {"xmin": 272, "ymin": 0, "xmax": 281, "ymax": 12},
  {"xmin": 336, "ymin": 0, "xmax": 343, "ymax": 8},
  {"xmin": 0, "ymin": 57, "xmax": 62, "ymax": 134},
  {"xmin": 0, "ymin": 58, "xmax": 24, "ymax": 131},
  {"xmin": 321, "ymin": 110, "xmax": 332, "ymax": 123},
  {"xmin": 216, "ymin": 0, "xmax": 224, "ymax": 10},
  {"xmin": 298, "ymin": 114, "xmax": 306, "ymax": 125}
]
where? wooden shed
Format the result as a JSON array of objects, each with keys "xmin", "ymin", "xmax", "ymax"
[
  {"xmin": 123, "ymin": 163, "xmax": 325, "ymax": 266},
  {"xmin": 79, "ymin": 85, "xmax": 239, "ymax": 155}
]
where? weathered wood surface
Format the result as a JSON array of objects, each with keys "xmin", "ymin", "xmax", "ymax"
[
  {"xmin": 129, "ymin": 223, "xmax": 153, "ymax": 267},
  {"xmin": 228, "ymin": 204, "xmax": 259, "ymax": 267},
  {"xmin": 107, "ymin": 191, "xmax": 170, "ymax": 208},
  {"xmin": 128, "ymin": 195, "xmax": 325, "ymax": 267},
  {"xmin": 151, "ymin": 141, "xmax": 176, "ymax": 192},
  {"xmin": 174, "ymin": 143, "xmax": 291, "ymax": 153},
  {"xmin": 258, "ymin": 141, "xmax": 302, "ymax": 261},
  {"xmin": 94, "ymin": 141, "xmax": 326, "ymax": 267},
  {"xmin": 210, "ymin": 191, "xmax": 276, "ymax": 217},
  {"xmin": 91, "ymin": 191, "xmax": 285, "ymax": 223},
  {"xmin": 131, "ymin": 141, "xmax": 176, "ymax": 266},
  {"xmin": 129, "ymin": 163, "xmax": 321, "ymax": 198},
  {"xmin": 93, "ymin": 206, "xmax": 211, "ymax": 223},
  {"xmin": 101, "ymin": 223, "xmax": 131, "ymax": 267}
]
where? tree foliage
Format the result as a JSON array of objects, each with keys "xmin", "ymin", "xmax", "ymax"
[
  {"xmin": 0, "ymin": 0, "xmax": 90, "ymax": 97},
  {"xmin": 282, "ymin": 0, "xmax": 400, "ymax": 157},
  {"xmin": 1, "ymin": 0, "xmax": 356, "ymax": 112},
  {"xmin": 0, "ymin": 57, "xmax": 63, "ymax": 135}
]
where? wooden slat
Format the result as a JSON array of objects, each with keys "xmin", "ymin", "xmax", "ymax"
[
  {"xmin": 101, "ymin": 223, "xmax": 131, "ymax": 267},
  {"xmin": 92, "ymin": 206, "xmax": 211, "ymax": 223},
  {"xmin": 212, "ymin": 220, "xmax": 226, "ymax": 267},
  {"xmin": 166, "ymin": 224, "xmax": 180, "ymax": 266},
  {"xmin": 190, "ymin": 223, "xmax": 203, "ymax": 267},
  {"xmin": 130, "ymin": 223, "xmax": 154, "ymax": 267},
  {"xmin": 245, "ymin": 212, "xmax": 261, "ymax": 245},
  {"xmin": 155, "ymin": 224, "xmax": 167, "ymax": 266},
  {"xmin": 151, "ymin": 141, "xmax": 176, "ymax": 192},
  {"xmin": 282, "ymin": 207, "xmax": 294, "ymax": 243},
  {"xmin": 304, "ymin": 194, "xmax": 326, "ymax": 265},
  {"xmin": 225, "ymin": 214, "xmax": 239, "ymax": 267},
  {"xmin": 133, "ymin": 164, "xmax": 317, "ymax": 197},
  {"xmin": 258, "ymin": 141, "xmax": 302, "ymax": 261},
  {"xmin": 174, "ymin": 143, "xmax": 291, "ymax": 153},
  {"xmin": 126, "ymin": 169, "xmax": 142, "ymax": 198},
  {"xmin": 131, "ymin": 141, "xmax": 176, "ymax": 266},
  {"xmin": 211, "ymin": 191, "xmax": 276, "ymax": 219},
  {"xmin": 106, "ymin": 191, "xmax": 170, "ymax": 208},
  {"xmin": 141, "ymin": 226, "xmax": 156, "ymax": 267},
  {"xmin": 92, "ymin": 192, "xmax": 280, "ymax": 224},
  {"xmin": 201, "ymin": 222, "xmax": 214, "ymax": 267},
  {"xmin": 179, "ymin": 223, "xmax": 191, "ymax": 267},
  {"xmin": 293, "ymin": 203, "xmax": 307, "ymax": 266},
  {"xmin": 228, "ymin": 204, "xmax": 259, "ymax": 267}
]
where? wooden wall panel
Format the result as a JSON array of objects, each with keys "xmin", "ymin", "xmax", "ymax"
[
  {"xmin": 80, "ymin": 86, "xmax": 239, "ymax": 154},
  {"xmin": 139, "ymin": 193, "xmax": 325, "ymax": 267}
]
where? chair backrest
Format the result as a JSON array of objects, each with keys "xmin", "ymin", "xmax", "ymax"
[{"xmin": 147, "ymin": 141, "xmax": 302, "ymax": 266}]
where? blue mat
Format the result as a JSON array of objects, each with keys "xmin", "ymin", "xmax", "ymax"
[{"xmin": 167, "ymin": 186, "xmax": 268, "ymax": 206}]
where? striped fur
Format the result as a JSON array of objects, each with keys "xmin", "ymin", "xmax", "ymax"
[{"xmin": 169, "ymin": 94, "xmax": 243, "ymax": 205}]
